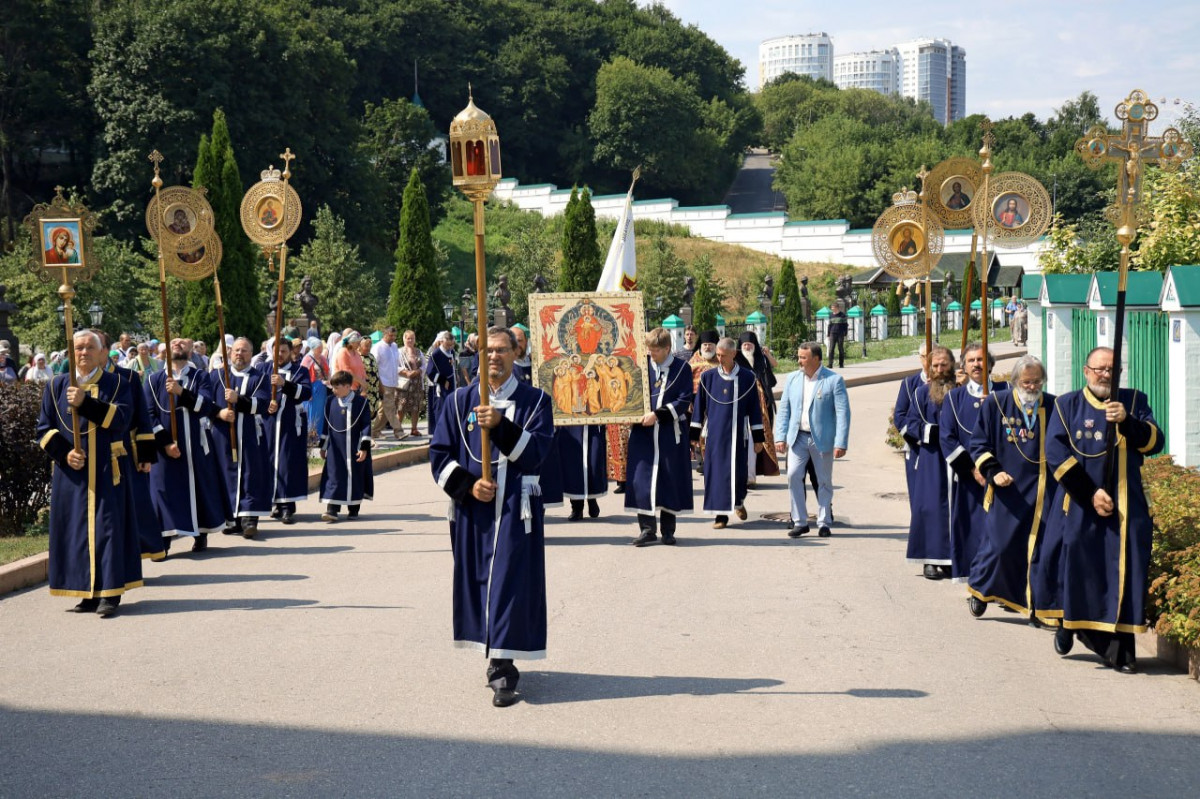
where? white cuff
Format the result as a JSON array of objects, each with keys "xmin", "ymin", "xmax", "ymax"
[
  {"xmin": 508, "ymin": 429, "xmax": 531, "ymax": 461},
  {"xmin": 437, "ymin": 460, "xmax": 461, "ymax": 488}
]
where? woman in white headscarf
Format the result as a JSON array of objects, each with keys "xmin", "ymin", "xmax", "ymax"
[{"xmin": 25, "ymin": 352, "xmax": 53, "ymax": 383}]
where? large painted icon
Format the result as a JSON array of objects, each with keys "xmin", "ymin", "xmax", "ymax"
[
  {"xmin": 40, "ymin": 219, "xmax": 84, "ymax": 268},
  {"xmin": 528, "ymin": 292, "xmax": 650, "ymax": 425},
  {"xmin": 889, "ymin": 222, "xmax": 924, "ymax": 261},
  {"xmin": 993, "ymin": 192, "xmax": 1029, "ymax": 229},
  {"xmin": 940, "ymin": 176, "xmax": 973, "ymax": 211}
]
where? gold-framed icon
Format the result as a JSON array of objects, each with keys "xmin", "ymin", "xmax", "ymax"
[
  {"xmin": 24, "ymin": 188, "xmax": 99, "ymax": 284},
  {"xmin": 145, "ymin": 184, "xmax": 215, "ymax": 253},
  {"xmin": 973, "ymin": 171, "xmax": 1051, "ymax": 248},
  {"xmin": 240, "ymin": 165, "xmax": 302, "ymax": 248},
  {"xmin": 925, "ymin": 157, "xmax": 983, "ymax": 230},
  {"xmin": 163, "ymin": 229, "xmax": 223, "ymax": 281},
  {"xmin": 872, "ymin": 188, "xmax": 944, "ymax": 280}
]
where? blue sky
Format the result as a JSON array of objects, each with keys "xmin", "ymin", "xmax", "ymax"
[{"xmin": 655, "ymin": 0, "xmax": 1200, "ymax": 127}]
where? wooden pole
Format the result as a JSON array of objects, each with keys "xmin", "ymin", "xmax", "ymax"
[
  {"xmin": 960, "ymin": 231, "xmax": 977, "ymax": 354},
  {"xmin": 58, "ymin": 273, "xmax": 82, "ymax": 454},
  {"xmin": 212, "ymin": 266, "xmax": 238, "ymax": 462},
  {"xmin": 150, "ymin": 176, "xmax": 178, "ymax": 443},
  {"xmin": 473, "ymin": 198, "xmax": 492, "ymax": 483}
]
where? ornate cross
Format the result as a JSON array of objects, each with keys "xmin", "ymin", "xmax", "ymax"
[{"xmin": 279, "ymin": 147, "xmax": 295, "ymax": 180}]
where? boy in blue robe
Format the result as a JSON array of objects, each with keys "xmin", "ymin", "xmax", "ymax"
[
  {"xmin": 628, "ymin": 328, "xmax": 694, "ymax": 546},
  {"xmin": 145, "ymin": 338, "xmax": 229, "ymax": 552},
  {"xmin": 690, "ymin": 337, "xmax": 764, "ymax": 529},
  {"xmin": 267, "ymin": 338, "xmax": 312, "ymax": 524},
  {"xmin": 1045, "ymin": 346, "xmax": 1163, "ymax": 673},
  {"xmin": 211, "ymin": 337, "xmax": 273, "ymax": 538},
  {"xmin": 319, "ymin": 370, "xmax": 373, "ymax": 521},
  {"xmin": 430, "ymin": 326, "xmax": 554, "ymax": 707},
  {"xmin": 940, "ymin": 343, "xmax": 1007, "ymax": 581},
  {"xmin": 901, "ymin": 345, "xmax": 955, "ymax": 579},
  {"xmin": 36, "ymin": 330, "xmax": 141, "ymax": 617},
  {"xmin": 967, "ymin": 355, "xmax": 1057, "ymax": 622}
]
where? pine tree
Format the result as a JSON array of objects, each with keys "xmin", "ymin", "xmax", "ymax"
[
  {"xmin": 690, "ymin": 252, "xmax": 726, "ymax": 332},
  {"xmin": 386, "ymin": 168, "xmax": 443, "ymax": 346},
  {"xmin": 183, "ymin": 109, "xmax": 264, "ymax": 345},
  {"xmin": 288, "ymin": 205, "xmax": 379, "ymax": 334},
  {"xmin": 770, "ymin": 258, "xmax": 807, "ymax": 354},
  {"xmin": 558, "ymin": 187, "xmax": 602, "ymax": 292},
  {"xmin": 885, "ymin": 282, "xmax": 902, "ymax": 317}
]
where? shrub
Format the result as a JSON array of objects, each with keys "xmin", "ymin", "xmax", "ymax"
[
  {"xmin": 0, "ymin": 383, "xmax": 53, "ymax": 537},
  {"xmin": 1144, "ymin": 456, "xmax": 1200, "ymax": 648}
]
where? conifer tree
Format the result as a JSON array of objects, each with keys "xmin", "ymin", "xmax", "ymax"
[
  {"xmin": 770, "ymin": 258, "xmax": 807, "ymax": 353},
  {"xmin": 386, "ymin": 168, "xmax": 443, "ymax": 345},
  {"xmin": 558, "ymin": 187, "xmax": 602, "ymax": 292},
  {"xmin": 690, "ymin": 253, "xmax": 725, "ymax": 332},
  {"xmin": 183, "ymin": 109, "xmax": 263, "ymax": 344}
]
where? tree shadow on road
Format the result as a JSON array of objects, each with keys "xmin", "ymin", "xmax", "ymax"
[{"xmin": 523, "ymin": 673, "xmax": 931, "ymax": 705}]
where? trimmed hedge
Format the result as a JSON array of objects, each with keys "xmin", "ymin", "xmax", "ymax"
[
  {"xmin": 0, "ymin": 382, "xmax": 53, "ymax": 537},
  {"xmin": 1146, "ymin": 456, "xmax": 1200, "ymax": 650}
]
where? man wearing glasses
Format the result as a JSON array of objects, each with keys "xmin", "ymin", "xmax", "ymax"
[{"xmin": 1043, "ymin": 347, "xmax": 1163, "ymax": 674}]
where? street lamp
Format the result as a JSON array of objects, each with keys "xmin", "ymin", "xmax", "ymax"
[
  {"xmin": 443, "ymin": 301, "xmax": 454, "ymax": 322},
  {"xmin": 57, "ymin": 302, "xmax": 66, "ymax": 327},
  {"xmin": 655, "ymin": 295, "xmax": 663, "ymax": 325},
  {"xmin": 87, "ymin": 300, "xmax": 104, "ymax": 328}
]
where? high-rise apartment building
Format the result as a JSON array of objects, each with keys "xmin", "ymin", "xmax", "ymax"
[
  {"xmin": 758, "ymin": 33, "xmax": 833, "ymax": 88},
  {"xmin": 895, "ymin": 38, "xmax": 967, "ymax": 125},
  {"xmin": 832, "ymin": 49, "xmax": 900, "ymax": 96}
]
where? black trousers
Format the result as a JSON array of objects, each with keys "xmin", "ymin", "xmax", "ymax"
[
  {"xmin": 487, "ymin": 658, "xmax": 519, "ymax": 690},
  {"xmin": 326, "ymin": 503, "xmax": 360, "ymax": 517},
  {"xmin": 1076, "ymin": 630, "xmax": 1137, "ymax": 667},
  {"xmin": 636, "ymin": 511, "xmax": 676, "ymax": 536},
  {"xmin": 829, "ymin": 334, "xmax": 846, "ymax": 367}
]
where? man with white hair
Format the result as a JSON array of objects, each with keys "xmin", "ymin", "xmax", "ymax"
[
  {"xmin": 36, "ymin": 330, "xmax": 141, "ymax": 616},
  {"xmin": 424, "ymin": 330, "xmax": 456, "ymax": 437},
  {"xmin": 966, "ymin": 355, "xmax": 1058, "ymax": 623},
  {"xmin": 1045, "ymin": 346, "xmax": 1163, "ymax": 674},
  {"xmin": 690, "ymin": 336, "xmax": 764, "ymax": 529}
]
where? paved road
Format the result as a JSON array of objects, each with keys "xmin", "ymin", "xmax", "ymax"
[
  {"xmin": 2, "ymin": 379, "xmax": 1198, "ymax": 797},
  {"xmin": 723, "ymin": 148, "xmax": 785, "ymax": 215}
]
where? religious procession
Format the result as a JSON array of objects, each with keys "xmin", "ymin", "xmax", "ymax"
[{"xmin": 5, "ymin": 78, "xmax": 1199, "ymax": 734}]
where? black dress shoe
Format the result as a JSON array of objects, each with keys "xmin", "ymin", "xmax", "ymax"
[
  {"xmin": 270, "ymin": 507, "xmax": 283, "ymax": 520},
  {"xmin": 818, "ymin": 526, "xmax": 831, "ymax": 538},
  {"xmin": 923, "ymin": 564, "xmax": 943, "ymax": 580},
  {"xmin": 1054, "ymin": 628, "xmax": 1074, "ymax": 656},
  {"xmin": 936, "ymin": 565, "xmax": 953, "ymax": 579},
  {"xmin": 241, "ymin": 522, "xmax": 258, "ymax": 539},
  {"xmin": 613, "ymin": 482, "xmax": 626, "ymax": 494},
  {"xmin": 96, "ymin": 598, "xmax": 120, "ymax": 617},
  {"xmin": 967, "ymin": 596, "xmax": 987, "ymax": 617},
  {"xmin": 788, "ymin": 525, "xmax": 810, "ymax": 539},
  {"xmin": 631, "ymin": 531, "xmax": 658, "ymax": 547},
  {"xmin": 223, "ymin": 523, "xmax": 240, "ymax": 535},
  {"xmin": 71, "ymin": 598, "xmax": 100, "ymax": 613},
  {"xmin": 1113, "ymin": 661, "xmax": 1138, "ymax": 675},
  {"xmin": 281, "ymin": 512, "xmax": 296, "ymax": 525},
  {"xmin": 588, "ymin": 499, "xmax": 600, "ymax": 518},
  {"xmin": 660, "ymin": 533, "xmax": 676, "ymax": 546},
  {"xmin": 567, "ymin": 507, "xmax": 583, "ymax": 522},
  {"xmin": 492, "ymin": 687, "xmax": 519, "ymax": 707},
  {"xmin": 191, "ymin": 533, "xmax": 208, "ymax": 552}
]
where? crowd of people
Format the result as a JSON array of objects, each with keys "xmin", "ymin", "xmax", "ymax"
[{"xmin": 894, "ymin": 343, "xmax": 1162, "ymax": 675}]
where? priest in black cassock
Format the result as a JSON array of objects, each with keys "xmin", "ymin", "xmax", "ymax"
[
  {"xmin": 690, "ymin": 336, "xmax": 764, "ymax": 529},
  {"xmin": 211, "ymin": 337, "xmax": 274, "ymax": 539},
  {"xmin": 1045, "ymin": 346, "xmax": 1163, "ymax": 674},
  {"xmin": 901, "ymin": 345, "xmax": 956, "ymax": 579},
  {"xmin": 36, "ymin": 330, "xmax": 141, "ymax": 617},
  {"xmin": 430, "ymin": 326, "xmax": 554, "ymax": 707},
  {"xmin": 966, "ymin": 355, "xmax": 1057, "ymax": 622},
  {"xmin": 145, "ymin": 338, "xmax": 229, "ymax": 552},
  {"xmin": 627, "ymin": 327, "xmax": 694, "ymax": 546},
  {"xmin": 940, "ymin": 342, "xmax": 1006, "ymax": 582},
  {"xmin": 267, "ymin": 337, "xmax": 312, "ymax": 525}
]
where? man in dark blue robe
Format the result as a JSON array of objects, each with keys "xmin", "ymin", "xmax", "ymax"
[
  {"xmin": 628, "ymin": 328, "xmax": 694, "ymax": 546},
  {"xmin": 145, "ymin": 338, "xmax": 229, "ymax": 552},
  {"xmin": 1045, "ymin": 346, "xmax": 1163, "ymax": 673},
  {"xmin": 36, "ymin": 330, "xmax": 140, "ymax": 616},
  {"xmin": 690, "ymin": 337, "xmax": 764, "ymax": 529},
  {"xmin": 319, "ymin": 370, "xmax": 373, "ymax": 521},
  {"xmin": 267, "ymin": 337, "xmax": 312, "ymax": 524},
  {"xmin": 940, "ymin": 342, "xmax": 1006, "ymax": 582},
  {"xmin": 425, "ymin": 332, "xmax": 456, "ymax": 436},
  {"xmin": 967, "ymin": 355, "xmax": 1057, "ymax": 621},
  {"xmin": 511, "ymin": 331, "xmax": 565, "ymax": 508},
  {"xmin": 210, "ymin": 337, "xmax": 273, "ymax": 539},
  {"xmin": 901, "ymin": 345, "xmax": 955, "ymax": 579},
  {"xmin": 892, "ymin": 348, "xmax": 927, "ymax": 507},
  {"xmin": 430, "ymin": 326, "xmax": 554, "ymax": 707},
  {"xmin": 560, "ymin": 424, "xmax": 607, "ymax": 520},
  {"xmin": 106, "ymin": 352, "xmax": 165, "ymax": 561}
]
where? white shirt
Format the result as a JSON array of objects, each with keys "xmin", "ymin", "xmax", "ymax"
[
  {"xmin": 373, "ymin": 340, "xmax": 399, "ymax": 387},
  {"xmin": 799, "ymin": 369, "xmax": 818, "ymax": 432}
]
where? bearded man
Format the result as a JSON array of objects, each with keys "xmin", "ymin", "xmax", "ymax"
[{"xmin": 901, "ymin": 345, "xmax": 956, "ymax": 579}]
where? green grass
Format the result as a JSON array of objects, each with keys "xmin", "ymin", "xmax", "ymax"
[{"xmin": 0, "ymin": 534, "xmax": 49, "ymax": 567}]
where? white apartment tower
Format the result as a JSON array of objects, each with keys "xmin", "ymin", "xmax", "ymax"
[
  {"xmin": 832, "ymin": 49, "xmax": 900, "ymax": 96},
  {"xmin": 895, "ymin": 38, "xmax": 967, "ymax": 125},
  {"xmin": 758, "ymin": 33, "xmax": 834, "ymax": 88}
]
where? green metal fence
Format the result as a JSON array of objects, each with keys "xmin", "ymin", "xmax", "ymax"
[
  {"xmin": 1127, "ymin": 310, "xmax": 1169, "ymax": 448},
  {"xmin": 1070, "ymin": 308, "xmax": 1097, "ymax": 391}
]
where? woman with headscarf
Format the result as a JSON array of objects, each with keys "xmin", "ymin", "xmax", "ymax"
[
  {"xmin": 397, "ymin": 329, "xmax": 426, "ymax": 437},
  {"xmin": 334, "ymin": 330, "xmax": 366, "ymax": 392},
  {"xmin": 303, "ymin": 337, "xmax": 330, "ymax": 438},
  {"xmin": 736, "ymin": 331, "xmax": 780, "ymax": 479},
  {"xmin": 25, "ymin": 352, "xmax": 53, "ymax": 383}
]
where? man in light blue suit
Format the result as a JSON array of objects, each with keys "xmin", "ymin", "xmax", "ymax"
[{"xmin": 774, "ymin": 341, "xmax": 850, "ymax": 538}]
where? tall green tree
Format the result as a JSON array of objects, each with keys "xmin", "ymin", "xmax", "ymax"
[
  {"xmin": 183, "ymin": 109, "xmax": 262, "ymax": 345},
  {"xmin": 498, "ymin": 212, "xmax": 557, "ymax": 324},
  {"xmin": 638, "ymin": 234, "xmax": 689, "ymax": 324},
  {"xmin": 558, "ymin": 187, "xmax": 602, "ymax": 292},
  {"xmin": 287, "ymin": 205, "xmax": 378, "ymax": 334},
  {"xmin": 387, "ymin": 168, "xmax": 442, "ymax": 345},
  {"xmin": 769, "ymin": 258, "xmax": 807, "ymax": 354},
  {"xmin": 690, "ymin": 252, "xmax": 726, "ymax": 332}
]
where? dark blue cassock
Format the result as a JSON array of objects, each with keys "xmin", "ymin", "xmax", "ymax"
[
  {"xmin": 37, "ymin": 370, "xmax": 142, "ymax": 598},
  {"xmin": 559, "ymin": 424, "xmax": 608, "ymax": 500},
  {"xmin": 690, "ymin": 365, "xmax": 763, "ymax": 515},
  {"xmin": 145, "ymin": 365, "xmax": 229, "ymax": 537},
  {"xmin": 430, "ymin": 375, "xmax": 554, "ymax": 659},
  {"xmin": 901, "ymin": 384, "xmax": 951, "ymax": 566},
  {"xmin": 268, "ymin": 362, "xmax": 313, "ymax": 504},
  {"xmin": 513, "ymin": 361, "xmax": 564, "ymax": 507},
  {"xmin": 320, "ymin": 393, "xmax": 374, "ymax": 506},
  {"xmin": 211, "ymin": 363, "xmax": 274, "ymax": 521},
  {"xmin": 892, "ymin": 370, "xmax": 925, "ymax": 500},
  {"xmin": 968, "ymin": 389, "xmax": 1058, "ymax": 617},
  {"xmin": 1044, "ymin": 387, "xmax": 1163, "ymax": 634},
  {"xmin": 940, "ymin": 381, "xmax": 1007, "ymax": 581},
  {"xmin": 109, "ymin": 365, "xmax": 166, "ymax": 560},
  {"xmin": 626, "ymin": 355, "xmax": 695, "ymax": 515},
  {"xmin": 425, "ymin": 348, "xmax": 456, "ymax": 435}
]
